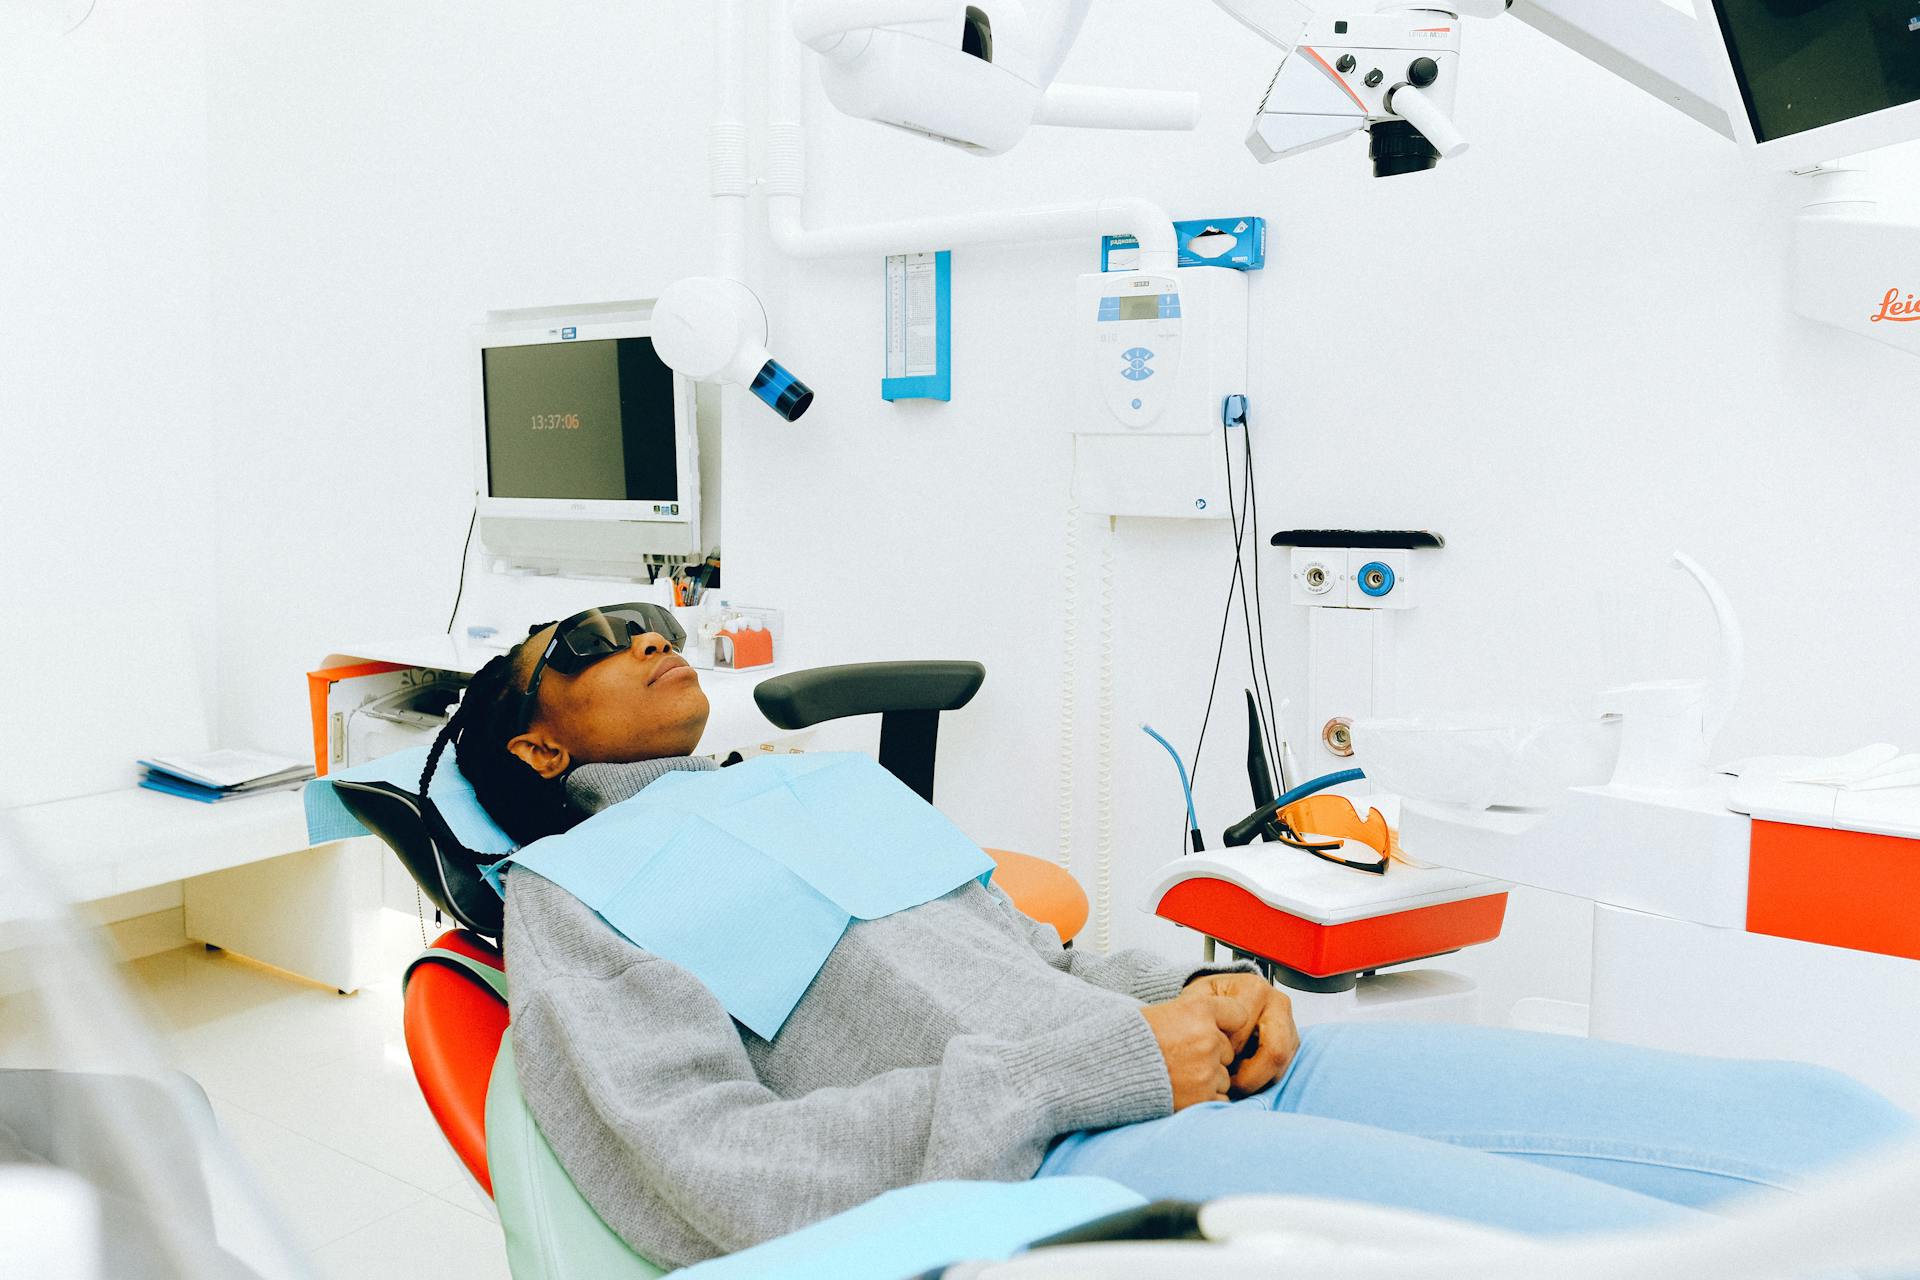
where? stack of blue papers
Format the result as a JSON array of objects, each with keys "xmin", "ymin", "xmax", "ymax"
[{"xmin": 139, "ymin": 749, "xmax": 313, "ymax": 804}]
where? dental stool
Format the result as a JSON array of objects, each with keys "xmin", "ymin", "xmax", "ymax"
[{"xmin": 334, "ymin": 659, "xmax": 1087, "ymax": 1278}]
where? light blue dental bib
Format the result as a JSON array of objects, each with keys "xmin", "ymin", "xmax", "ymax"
[{"xmin": 487, "ymin": 753, "xmax": 996, "ymax": 1040}]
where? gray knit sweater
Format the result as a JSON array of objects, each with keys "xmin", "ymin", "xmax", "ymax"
[{"xmin": 504, "ymin": 759, "xmax": 1227, "ymax": 1269}]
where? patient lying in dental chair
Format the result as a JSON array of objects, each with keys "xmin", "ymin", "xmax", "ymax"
[{"xmin": 436, "ymin": 606, "xmax": 1917, "ymax": 1271}]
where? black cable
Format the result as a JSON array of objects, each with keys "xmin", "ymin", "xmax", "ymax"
[
  {"xmin": 1186, "ymin": 411, "xmax": 1292, "ymax": 854},
  {"xmin": 1227, "ymin": 436, "xmax": 1278, "ymax": 770},
  {"xmin": 1218, "ymin": 415, "xmax": 1280, "ymax": 774},
  {"xmin": 1189, "ymin": 419, "xmax": 1257, "ymax": 805},
  {"xmin": 1183, "ymin": 428, "xmax": 1239, "ymax": 832},
  {"xmin": 1243, "ymin": 422, "xmax": 1284, "ymax": 769},
  {"xmin": 446, "ymin": 506, "xmax": 478, "ymax": 635}
]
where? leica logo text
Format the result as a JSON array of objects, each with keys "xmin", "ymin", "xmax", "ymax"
[{"xmin": 1870, "ymin": 288, "xmax": 1920, "ymax": 323}]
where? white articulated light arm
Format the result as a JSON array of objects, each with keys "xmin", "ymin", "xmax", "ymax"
[{"xmin": 1034, "ymin": 83, "xmax": 1203, "ymax": 132}]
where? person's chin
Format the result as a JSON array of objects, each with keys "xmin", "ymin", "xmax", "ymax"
[{"xmin": 671, "ymin": 682, "xmax": 711, "ymax": 724}]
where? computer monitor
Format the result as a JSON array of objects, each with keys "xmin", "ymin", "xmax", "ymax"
[
  {"xmin": 473, "ymin": 314, "xmax": 701, "ymax": 574},
  {"xmin": 1695, "ymin": 0, "xmax": 1920, "ymax": 168}
]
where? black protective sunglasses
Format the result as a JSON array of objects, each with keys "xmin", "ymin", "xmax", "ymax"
[{"xmin": 513, "ymin": 602, "xmax": 686, "ymax": 734}]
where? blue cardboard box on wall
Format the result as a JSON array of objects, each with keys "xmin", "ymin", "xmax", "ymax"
[{"xmin": 1102, "ymin": 216, "xmax": 1267, "ymax": 272}]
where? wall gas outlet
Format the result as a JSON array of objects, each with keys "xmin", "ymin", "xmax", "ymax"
[
  {"xmin": 1348, "ymin": 549, "xmax": 1412, "ymax": 610},
  {"xmin": 1291, "ymin": 548, "xmax": 1349, "ymax": 607}
]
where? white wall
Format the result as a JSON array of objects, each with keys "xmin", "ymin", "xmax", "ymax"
[
  {"xmin": 0, "ymin": 0, "xmax": 220, "ymax": 804},
  {"xmin": 179, "ymin": 2, "xmax": 1920, "ymax": 1016},
  {"xmin": 200, "ymin": 0, "xmax": 716, "ymax": 750}
]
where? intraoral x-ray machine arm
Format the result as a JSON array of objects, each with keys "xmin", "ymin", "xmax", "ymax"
[
  {"xmin": 1213, "ymin": 0, "xmax": 1733, "ymax": 176},
  {"xmin": 768, "ymin": 0, "xmax": 1182, "ymax": 267},
  {"xmin": 793, "ymin": 0, "xmax": 1203, "ymax": 152}
]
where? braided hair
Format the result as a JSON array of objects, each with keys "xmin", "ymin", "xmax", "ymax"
[{"xmin": 419, "ymin": 635, "xmax": 584, "ymax": 853}]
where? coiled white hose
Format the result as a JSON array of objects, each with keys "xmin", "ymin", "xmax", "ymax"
[
  {"xmin": 1094, "ymin": 518, "xmax": 1116, "ymax": 953},
  {"xmin": 1056, "ymin": 503, "xmax": 1080, "ymax": 872}
]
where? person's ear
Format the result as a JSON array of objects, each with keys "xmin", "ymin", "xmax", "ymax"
[{"xmin": 507, "ymin": 731, "xmax": 571, "ymax": 780}]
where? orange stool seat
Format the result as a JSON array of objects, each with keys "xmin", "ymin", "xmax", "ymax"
[
  {"xmin": 986, "ymin": 848, "xmax": 1089, "ymax": 944},
  {"xmin": 403, "ymin": 929, "xmax": 508, "ymax": 1195}
]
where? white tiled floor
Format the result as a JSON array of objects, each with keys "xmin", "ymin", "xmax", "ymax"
[{"xmin": 122, "ymin": 915, "xmax": 513, "ymax": 1280}]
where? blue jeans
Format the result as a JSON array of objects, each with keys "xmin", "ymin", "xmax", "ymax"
[{"xmin": 1036, "ymin": 1022, "xmax": 1916, "ymax": 1235}]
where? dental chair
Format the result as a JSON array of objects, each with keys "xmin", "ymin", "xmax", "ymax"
[{"xmin": 332, "ymin": 660, "xmax": 1088, "ymax": 1278}]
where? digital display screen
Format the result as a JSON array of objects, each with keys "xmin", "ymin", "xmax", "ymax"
[
  {"xmin": 1119, "ymin": 295, "xmax": 1159, "ymax": 321},
  {"xmin": 1712, "ymin": 0, "xmax": 1920, "ymax": 141},
  {"xmin": 482, "ymin": 337, "xmax": 679, "ymax": 502}
]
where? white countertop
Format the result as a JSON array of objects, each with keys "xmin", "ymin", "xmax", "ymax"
[
  {"xmin": 4, "ymin": 786, "xmax": 312, "ymax": 902},
  {"xmin": 1730, "ymin": 778, "xmax": 1920, "ymax": 842}
]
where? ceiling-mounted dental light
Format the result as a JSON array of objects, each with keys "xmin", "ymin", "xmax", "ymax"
[{"xmin": 650, "ymin": 277, "xmax": 815, "ymax": 422}]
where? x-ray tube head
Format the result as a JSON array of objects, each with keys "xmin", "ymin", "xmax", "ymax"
[{"xmin": 651, "ymin": 277, "xmax": 814, "ymax": 422}]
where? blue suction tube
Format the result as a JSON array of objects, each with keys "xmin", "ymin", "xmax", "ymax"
[
  {"xmin": 1222, "ymin": 768, "xmax": 1366, "ymax": 847},
  {"xmin": 1140, "ymin": 724, "xmax": 1203, "ymax": 851}
]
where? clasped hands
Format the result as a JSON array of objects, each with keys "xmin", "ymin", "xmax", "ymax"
[{"xmin": 1141, "ymin": 972, "xmax": 1300, "ymax": 1109}]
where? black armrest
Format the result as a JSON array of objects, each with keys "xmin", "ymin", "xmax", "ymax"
[
  {"xmin": 753, "ymin": 661, "xmax": 985, "ymax": 730},
  {"xmin": 753, "ymin": 661, "xmax": 986, "ymax": 803}
]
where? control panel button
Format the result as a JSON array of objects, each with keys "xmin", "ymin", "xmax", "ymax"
[
  {"xmin": 1365, "ymin": 68, "xmax": 1384, "ymax": 88},
  {"xmin": 1336, "ymin": 53, "xmax": 1357, "ymax": 73}
]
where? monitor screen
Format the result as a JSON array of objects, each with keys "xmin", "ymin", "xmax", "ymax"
[
  {"xmin": 1712, "ymin": 0, "xmax": 1920, "ymax": 142},
  {"xmin": 482, "ymin": 336, "xmax": 679, "ymax": 502}
]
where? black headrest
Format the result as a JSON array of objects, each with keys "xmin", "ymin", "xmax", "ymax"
[{"xmin": 330, "ymin": 779, "xmax": 505, "ymax": 937}]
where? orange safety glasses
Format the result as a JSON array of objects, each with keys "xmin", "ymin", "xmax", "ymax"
[{"xmin": 1272, "ymin": 794, "xmax": 1400, "ymax": 875}]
